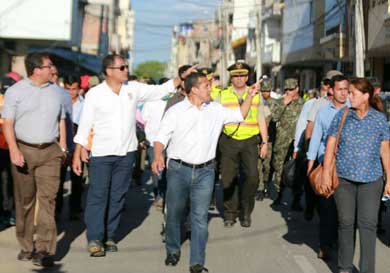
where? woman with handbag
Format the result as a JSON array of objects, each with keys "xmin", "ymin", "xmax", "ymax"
[{"xmin": 322, "ymin": 78, "xmax": 390, "ymax": 273}]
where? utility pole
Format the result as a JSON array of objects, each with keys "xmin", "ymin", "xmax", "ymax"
[
  {"xmin": 354, "ymin": 0, "xmax": 365, "ymax": 77},
  {"xmin": 255, "ymin": 0, "xmax": 262, "ymax": 79}
]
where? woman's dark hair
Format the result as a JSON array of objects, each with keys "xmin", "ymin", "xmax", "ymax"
[{"xmin": 350, "ymin": 77, "xmax": 384, "ymax": 112}]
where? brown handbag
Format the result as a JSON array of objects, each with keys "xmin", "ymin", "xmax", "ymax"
[{"xmin": 308, "ymin": 107, "xmax": 349, "ymax": 198}]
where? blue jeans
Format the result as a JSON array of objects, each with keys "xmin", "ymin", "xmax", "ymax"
[
  {"xmin": 165, "ymin": 159, "xmax": 215, "ymax": 266},
  {"xmin": 147, "ymin": 146, "xmax": 166, "ymax": 199},
  {"xmin": 85, "ymin": 152, "xmax": 135, "ymax": 242}
]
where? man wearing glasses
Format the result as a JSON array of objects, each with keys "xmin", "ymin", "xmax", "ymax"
[
  {"xmin": 270, "ymin": 78, "xmax": 304, "ymax": 208},
  {"xmin": 216, "ymin": 61, "xmax": 268, "ymax": 228},
  {"xmin": 72, "ymin": 54, "xmax": 196, "ymax": 257},
  {"xmin": 2, "ymin": 52, "xmax": 67, "ymax": 267}
]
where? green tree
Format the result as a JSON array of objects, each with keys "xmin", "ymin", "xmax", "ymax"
[{"xmin": 134, "ymin": 61, "xmax": 166, "ymax": 80}]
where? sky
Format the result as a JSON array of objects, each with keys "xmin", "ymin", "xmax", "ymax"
[{"xmin": 132, "ymin": 0, "xmax": 221, "ymax": 66}]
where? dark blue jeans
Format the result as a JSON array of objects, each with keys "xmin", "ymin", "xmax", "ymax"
[
  {"xmin": 85, "ymin": 152, "xmax": 135, "ymax": 242},
  {"xmin": 165, "ymin": 159, "xmax": 215, "ymax": 266},
  {"xmin": 147, "ymin": 146, "xmax": 166, "ymax": 199}
]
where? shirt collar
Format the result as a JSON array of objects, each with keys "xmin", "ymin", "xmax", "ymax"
[
  {"xmin": 350, "ymin": 107, "xmax": 375, "ymax": 120},
  {"xmin": 26, "ymin": 78, "xmax": 51, "ymax": 88},
  {"xmin": 183, "ymin": 96, "xmax": 209, "ymax": 110}
]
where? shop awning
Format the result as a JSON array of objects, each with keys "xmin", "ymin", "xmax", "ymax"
[{"xmin": 29, "ymin": 47, "xmax": 102, "ymax": 74}]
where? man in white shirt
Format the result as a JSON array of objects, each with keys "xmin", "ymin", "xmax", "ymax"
[
  {"xmin": 152, "ymin": 72, "xmax": 258, "ymax": 273},
  {"xmin": 72, "ymin": 54, "xmax": 195, "ymax": 257}
]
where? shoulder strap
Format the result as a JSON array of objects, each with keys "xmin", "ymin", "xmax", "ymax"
[{"xmin": 334, "ymin": 107, "xmax": 349, "ymax": 154}]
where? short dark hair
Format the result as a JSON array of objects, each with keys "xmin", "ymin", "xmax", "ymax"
[
  {"xmin": 184, "ymin": 72, "xmax": 206, "ymax": 94},
  {"xmin": 178, "ymin": 65, "xmax": 191, "ymax": 78},
  {"xmin": 159, "ymin": 77, "xmax": 169, "ymax": 84},
  {"xmin": 330, "ymin": 75, "xmax": 348, "ymax": 88},
  {"xmin": 102, "ymin": 54, "xmax": 124, "ymax": 76},
  {"xmin": 63, "ymin": 74, "xmax": 81, "ymax": 86},
  {"xmin": 25, "ymin": 51, "xmax": 51, "ymax": 77}
]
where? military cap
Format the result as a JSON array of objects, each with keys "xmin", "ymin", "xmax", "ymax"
[
  {"xmin": 227, "ymin": 61, "xmax": 250, "ymax": 76},
  {"xmin": 260, "ymin": 79, "xmax": 272, "ymax": 91},
  {"xmin": 323, "ymin": 70, "xmax": 343, "ymax": 81},
  {"xmin": 199, "ymin": 67, "xmax": 214, "ymax": 80},
  {"xmin": 284, "ymin": 78, "xmax": 298, "ymax": 89},
  {"xmin": 367, "ymin": 77, "xmax": 381, "ymax": 87}
]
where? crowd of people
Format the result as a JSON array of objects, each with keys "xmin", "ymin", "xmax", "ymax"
[{"xmin": 0, "ymin": 51, "xmax": 389, "ymax": 273}]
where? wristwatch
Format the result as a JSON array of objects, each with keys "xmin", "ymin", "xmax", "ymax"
[{"xmin": 261, "ymin": 142, "xmax": 268, "ymax": 145}]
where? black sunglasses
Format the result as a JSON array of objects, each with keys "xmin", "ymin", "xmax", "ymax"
[
  {"xmin": 285, "ymin": 88, "xmax": 295, "ymax": 91},
  {"xmin": 108, "ymin": 65, "xmax": 129, "ymax": 71}
]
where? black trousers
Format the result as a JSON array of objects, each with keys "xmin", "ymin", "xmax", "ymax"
[{"xmin": 219, "ymin": 134, "xmax": 259, "ymax": 221}]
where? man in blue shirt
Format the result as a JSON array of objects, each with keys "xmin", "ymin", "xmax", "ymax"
[{"xmin": 306, "ymin": 74, "xmax": 349, "ymax": 261}]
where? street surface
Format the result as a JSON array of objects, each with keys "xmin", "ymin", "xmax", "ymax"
[{"xmin": 1, "ymin": 173, "xmax": 390, "ymax": 273}]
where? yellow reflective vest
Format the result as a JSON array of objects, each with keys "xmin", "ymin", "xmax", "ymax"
[{"xmin": 220, "ymin": 86, "xmax": 260, "ymax": 140}]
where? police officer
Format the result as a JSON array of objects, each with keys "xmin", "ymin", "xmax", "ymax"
[
  {"xmin": 271, "ymin": 78, "xmax": 304, "ymax": 208},
  {"xmin": 216, "ymin": 61, "xmax": 268, "ymax": 228}
]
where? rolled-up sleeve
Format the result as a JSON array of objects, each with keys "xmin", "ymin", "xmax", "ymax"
[
  {"xmin": 130, "ymin": 80, "xmax": 175, "ymax": 103},
  {"xmin": 2, "ymin": 89, "xmax": 18, "ymax": 119},
  {"xmin": 155, "ymin": 107, "xmax": 177, "ymax": 147},
  {"xmin": 73, "ymin": 93, "xmax": 95, "ymax": 147}
]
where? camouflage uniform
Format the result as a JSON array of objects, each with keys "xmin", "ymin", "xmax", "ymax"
[
  {"xmin": 271, "ymin": 80, "xmax": 304, "ymax": 193},
  {"xmin": 257, "ymin": 80, "xmax": 276, "ymax": 191}
]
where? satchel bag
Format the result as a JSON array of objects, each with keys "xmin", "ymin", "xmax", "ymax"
[{"xmin": 308, "ymin": 107, "xmax": 349, "ymax": 198}]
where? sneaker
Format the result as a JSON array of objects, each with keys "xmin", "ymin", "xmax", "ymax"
[
  {"xmin": 32, "ymin": 251, "xmax": 54, "ymax": 267},
  {"xmin": 88, "ymin": 240, "xmax": 105, "ymax": 257},
  {"xmin": 17, "ymin": 250, "xmax": 32, "ymax": 261},
  {"xmin": 190, "ymin": 264, "xmax": 209, "ymax": 273},
  {"xmin": 105, "ymin": 239, "xmax": 118, "ymax": 252}
]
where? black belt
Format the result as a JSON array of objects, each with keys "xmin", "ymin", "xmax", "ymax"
[
  {"xmin": 17, "ymin": 140, "xmax": 54, "ymax": 149},
  {"xmin": 171, "ymin": 158, "xmax": 214, "ymax": 169}
]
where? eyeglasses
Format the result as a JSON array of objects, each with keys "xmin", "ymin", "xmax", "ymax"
[
  {"xmin": 285, "ymin": 88, "xmax": 295, "ymax": 91},
  {"xmin": 108, "ymin": 65, "xmax": 129, "ymax": 71},
  {"xmin": 238, "ymin": 98, "xmax": 244, "ymax": 105}
]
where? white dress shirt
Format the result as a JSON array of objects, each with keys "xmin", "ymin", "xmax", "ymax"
[
  {"xmin": 142, "ymin": 99, "xmax": 168, "ymax": 146},
  {"xmin": 74, "ymin": 79, "xmax": 175, "ymax": 156},
  {"xmin": 155, "ymin": 97, "xmax": 244, "ymax": 164}
]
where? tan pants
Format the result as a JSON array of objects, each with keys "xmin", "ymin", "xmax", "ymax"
[{"xmin": 12, "ymin": 143, "xmax": 63, "ymax": 255}]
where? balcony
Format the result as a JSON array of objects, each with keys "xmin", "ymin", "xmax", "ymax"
[{"xmin": 262, "ymin": 2, "xmax": 283, "ymax": 21}]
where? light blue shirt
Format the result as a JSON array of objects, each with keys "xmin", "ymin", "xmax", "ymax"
[
  {"xmin": 72, "ymin": 95, "xmax": 84, "ymax": 125},
  {"xmin": 293, "ymin": 98, "xmax": 317, "ymax": 152},
  {"xmin": 306, "ymin": 100, "xmax": 350, "ymax": 162},
  {"xmin": 328, "ymin": 107, "xmax": 390, "ymax": 183}
]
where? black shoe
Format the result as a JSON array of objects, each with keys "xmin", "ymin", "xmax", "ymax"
[
  {"xmin": 291, "ymin": 198, "xmax": 303, "ymax": 212},
  {"xmin": 223, "ymin": 220, "xmax": 236, "ymax": 228},
  {"xmin": 165, "ymin": 252, "xmax": 180, "ymax": 266},
  {"xmin": 17, "ymin": 250, "xmax": 32, "ymax": 261},
  {"xmin": 271, "ymin": 193, "xmax": 282, "ymax": 209},
  {"xmin": 105, "ymin": 239, "xmax": 118, "ymax": 252},
  {"xmin": 32, "ymin": 251, "xmax": 54, "ymax": 267},
  {"xmin": 256, "ymin": 190, "xmax": 265, "ymax": 201},
  {"xmin": 240, "ymin": 218, "xmax": 251, "ymax": 228},
  {"xmin": 190, "ymin": 264, "xmax": 209, "ymax": 273},
  {"xmin": 317, "ymin": 246, "xmax": 331, "ymax": 261}
]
